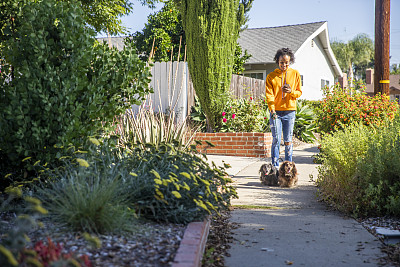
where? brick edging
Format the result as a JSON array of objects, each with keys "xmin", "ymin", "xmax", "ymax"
[{"xmin": 172, "ymin": 217, "xmax": 211, "ymax": 267}]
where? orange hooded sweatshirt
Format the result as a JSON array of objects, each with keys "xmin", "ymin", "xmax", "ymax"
[{"xmin": 265, "ymin": 68, "xmax": 302, "ymax": 111}]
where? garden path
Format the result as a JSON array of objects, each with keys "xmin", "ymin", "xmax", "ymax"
[{"xmin": 207, "ymin": 144, "xmax": 393, "ymax": 267}]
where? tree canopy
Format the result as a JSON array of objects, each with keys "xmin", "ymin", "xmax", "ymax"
[
  {"xmin": 0, "ymin": 0, "xmax": 167, "ymax": 36},
  {"xmin": 131, "ymin": 0, "xmax": 251, "ymax": 74},
  {"xmin": 331, "ymin": 33, "xmax": 374, "ymax": 81}
]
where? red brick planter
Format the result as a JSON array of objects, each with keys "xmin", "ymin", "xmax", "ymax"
[{"xmin": 193, "ymin": 132, "xmax": 272, "ymax": 158}]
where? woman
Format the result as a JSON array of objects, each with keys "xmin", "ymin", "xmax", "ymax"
[{"xmin": 265, "ymin": 48, "xmax": 302, "ymax": 167}]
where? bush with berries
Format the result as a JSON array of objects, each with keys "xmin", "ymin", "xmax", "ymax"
[{"xmin": 316, "ymin": 83, "xmax": 398, "ymax": 133}]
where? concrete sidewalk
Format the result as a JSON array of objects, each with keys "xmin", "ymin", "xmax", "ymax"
[{"xmin": 207, "ymin": 144, "xmax": 392, "ymax": 267}]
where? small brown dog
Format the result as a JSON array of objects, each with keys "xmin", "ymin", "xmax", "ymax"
[
  {"xmin": 259, "ymin": 163, "xmax": 278, "ymax": 186},
  {"xmin": 278, "ymin": 161, "xmax": 298, "ymax": 187}
]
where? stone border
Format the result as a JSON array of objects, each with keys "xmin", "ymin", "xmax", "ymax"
[{"xmin": 172, "ymin": 217, "xmax": 211, "ymax": 267}]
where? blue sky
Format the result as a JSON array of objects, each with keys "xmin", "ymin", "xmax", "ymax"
[{"xmin": 115, "ymin": 0, "xmax": 399, "ymax": 65}]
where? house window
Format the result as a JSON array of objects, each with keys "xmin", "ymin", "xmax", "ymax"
[
  {"xmin": 321, "ymin": 79, "xmax": 329, "ymax": 88},
  {"xmin": 244, "ymin": 72, "xmax": 264, "ymax": 80},
  {"xmin": 300, "ymin": 75, "xmax": 304, "ymax": 86}
]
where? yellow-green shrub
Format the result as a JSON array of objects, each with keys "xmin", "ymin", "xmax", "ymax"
[{"xmin": 317, "ymin": 114, "xmax": 400, "ymax": 217}]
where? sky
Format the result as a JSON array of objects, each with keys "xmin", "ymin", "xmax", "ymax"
[{"xmin": 113, "ymin": 0, "xmax": 400, "ymax": 65}]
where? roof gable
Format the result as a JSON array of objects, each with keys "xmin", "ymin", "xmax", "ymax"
[{"xmin": 238, "ymin": 21, "xmax": 326, "ymax": 64}]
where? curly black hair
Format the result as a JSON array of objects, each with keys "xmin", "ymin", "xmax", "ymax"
[{"xmin": 273, "ymin": 48, "xmax": 295, "ymax": 65}]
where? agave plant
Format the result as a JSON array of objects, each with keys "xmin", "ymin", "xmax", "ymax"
[
  {"xmin": 115, "ymin": 101, "xmax": 199, "ymax": 151},
  {"xmin": 294, "ymin": 100, "xmax": 317, "ymax": 143}
]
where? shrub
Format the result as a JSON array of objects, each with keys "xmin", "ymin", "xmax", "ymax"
[
  {"xmin": 355, "ymin": 116, "xmax": 400, "ymax": 216},
  {"xmin": 35, "ymin": 139, "xmax": 136, "ymax": 234},
  {"xmin": 316, "ymin": 122, "xmax": 372, "ymax": 215},
  {"xmin": 123, "ymin": 142, "xmax": 237, "ymax": 224},
  {"xmin": 0, "ymin": 191, "xmax": 91, "ymax": 267},
  {"xmin": 219, "ymin": 97, "xmax": 270, "ymax": 133},
  {"xmin": 316, "ymin": 114, "xmax": 400, "ymax": 217},
  {"xmin": 190, "ymin": 95, "xmax": 208, "ymax": 132},
  {"xmin": 316, "ymin": 83, "xmax": 398, "ymax": 133},
  {"xmin": 294, "ymin": 100, "xmax": 317, "ymax": 143},
  {"xmin": 115, "ymin": 103, "xmax": 199, "ymax": 152},
  {"xmin": 0, "ymin": 0, "xmax": 151, "ymax": 176}
]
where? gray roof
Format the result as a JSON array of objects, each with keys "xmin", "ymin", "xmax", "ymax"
[{"xmin": 238, "ymin": 21, "xmax": 326, "ymax": 64}]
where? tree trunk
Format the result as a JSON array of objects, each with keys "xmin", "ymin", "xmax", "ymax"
[{"xmin": 348, "ymin": 63, "xmax": 354, "ymax": 95}]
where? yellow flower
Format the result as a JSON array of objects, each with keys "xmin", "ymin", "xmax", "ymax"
[
  {"xmin": 24, "ymin": 196, "xmax": 41, "ymax": 205},
  {"xmin": 180, "ymin": 172, "xmax": 191, "ymax": 179},
  {"xmin": 182, "ymin": 182, "xmax": 190, "ymax": 191},
  {"xmin": 74, "ymin": 150, "xmax": 88, "ymax": 154},
  {"xmin": 76, "ymin": 158, "xmax": 90, "ymax": 167},
  {"xmin": 154, "ymin": 179, "xmax": 162, "ymax": 185},
  {"xmin": 194, "ymin": 199, "xmax": 210, "ymax": 213},
  {"xmin": 23, "ymin": 234, "xmax": 31, "ymax": 242},
  {"xmin": 34, "ymin": 205, "xmax": 48, "ymax": 215},
  {"xmin": 172, "ymin": 191, "xmax": 181, "ymax": 199},
  {"xmin": 89, "ymin": 137, "xmax": 101, "ymax": 146},
  {"xmin": 4, "ymin": 173, "xmax": 12, "ymax": 178},
  {"xmin": 0, "ymin": 245, "xmax": 18, "ymax": 266},
  {"xmin": 155, "ymin": 189, "xmax": 164, "ymax": 199},
  {"xmin": 150, "ymin": 169, "xmax": 161, "ymax": 179},
  {"xmin": 173, "ymin": 183, "xmax": 180, "ymax": 191},
  {"xmin": 129, "ymin": 172, "xmax": 138, "ymax": 177},
  {"xmin": 83, "ymin": 232, "xmax": 102, "ymax": 249},
  {"xmin": 22, "ymin": 156, "xmax": 32, "ymax": 162},
  {"xmin": 5, "ymin": 187, "xmax": 22, "ymax": 198}
]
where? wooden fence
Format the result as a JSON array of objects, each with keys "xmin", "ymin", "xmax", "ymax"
[
  {"xmin": 229, "ymin": 74, "xmax": 265, "ymax": 99},
  {"xmin": 137, "ymin": 62, "xmax": 266, "ymax": 121}
]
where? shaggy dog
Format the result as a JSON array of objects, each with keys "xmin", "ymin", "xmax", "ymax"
[
  {"xmin": 259, "ymin": 163, "xmax": 278, "ymax": 186},
  {"xmin": 278, "ymin": 161, "xmax": 298, "ymax": 188}
]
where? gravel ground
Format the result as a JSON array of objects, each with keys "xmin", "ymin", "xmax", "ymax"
[
  {"xmin": 1, "ymin": 213, "xmax": 185, "ymax": 267},
  {"xmin": 360, "ymin": 217, "xmax": 400, "ymax": 265}
]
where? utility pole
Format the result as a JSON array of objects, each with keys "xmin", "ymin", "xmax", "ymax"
[{"xmin": 374, "ymin": 0, "xmax": 390, "ymax": 95}]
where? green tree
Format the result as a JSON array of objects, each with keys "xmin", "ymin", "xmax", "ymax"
[
  {"xmin": 390, "ymin": 63, "xmax": 400, "ymax": 74},
  {"xmin": 131, "ymin": 1, "xmax": 185, "ymax": 62},
  {"xmin": 331, "ymin": 33, "xmax": 374, "ymax": 87},
  {"xmin": 0, "ymin": 0, "xmax": 165, "ymax": 36},
  {"xmin": 131, "ymin": 0, "xmax": 251, "ymax": 74},
  {"xmin": 174, "ymin": 0, "xmax": 253, "ymax": 131},
  {"xmin": 0, "ymin": 0, "xmax": 152, "ymax": 174}
]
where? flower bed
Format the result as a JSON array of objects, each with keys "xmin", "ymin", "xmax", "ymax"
[{"xmin": 194, "ymin": 132, "xmax": 272, "ymax": 158}]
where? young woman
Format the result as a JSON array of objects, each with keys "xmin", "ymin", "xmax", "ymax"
[{"xmin": 265, "ymin": 48, "xmax": 302, "ymax": 167}]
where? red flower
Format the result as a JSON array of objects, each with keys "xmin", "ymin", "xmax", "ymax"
[
  {"xmin": 232, "ymin": 114, "xmax": 236, "ymax": 119},
  {"xmin": 222, "ymin": 112, "xmax": 226, "ymax": 116},
  {"xmin": 223, "ymin": 118, "xmax": 227, "ymax": 123}
]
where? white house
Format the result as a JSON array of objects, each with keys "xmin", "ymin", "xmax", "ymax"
[{"xmin": 237, "ymin": 21, "xmax": 343, "ymax": 100}]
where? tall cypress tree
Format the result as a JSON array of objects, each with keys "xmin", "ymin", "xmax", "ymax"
[{"xmin": 175, "ymin": 0, "xmax": 246, "ymax": 132}]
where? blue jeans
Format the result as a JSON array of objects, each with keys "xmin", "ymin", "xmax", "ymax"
[{"xmin": 270, "ymin": 110, "xmax": 296, "ymax": 167}]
